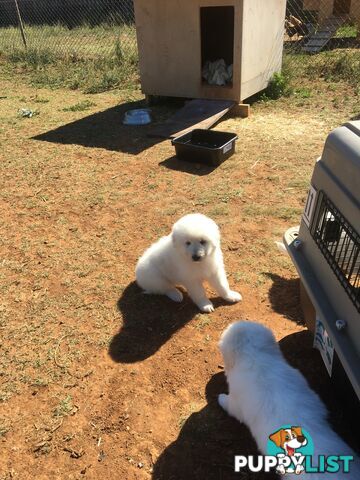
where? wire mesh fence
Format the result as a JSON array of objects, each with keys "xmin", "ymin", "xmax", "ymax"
[
  {"xmin": 285, "ymin": 0, "xmax": 359, "ymax": 54},
  {"xmin": 0, "ymin": 0, "xmax": 137, "ymax": 60},
  {"xmin": 284, "ymin": 0, "xmax": 359, "ymax": 90},
  {"xmin": 0, "ymin": 0, "xmax": 359, "ymax": 91}
]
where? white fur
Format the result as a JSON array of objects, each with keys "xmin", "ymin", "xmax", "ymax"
[
  {"xmin": 275, "ymin": 240, "xmax": 288, "ymax": 255},
  {"xmin": 135, "ymin": 213, "xmax": 242, "ymax": 312},
  {"xmin": 218, "ymin": 321, "xmax": 360, "ymax": 479}
]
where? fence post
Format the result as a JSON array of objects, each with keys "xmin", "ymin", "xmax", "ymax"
[{"xmin": 14, "ymin": 0, "xmax": 27, "ymax": 49}]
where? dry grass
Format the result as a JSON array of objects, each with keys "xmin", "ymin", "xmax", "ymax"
[
  {"xmin": 0, "ymin": 66, "xmax": 359, "ymax": 479},
  {"xmin": 0, "ymin": 24, "xmax": 139, "ymax": 93},
  {"xmin": 0, "ymin": 23, "xmax": 137, "ymax": 59}
]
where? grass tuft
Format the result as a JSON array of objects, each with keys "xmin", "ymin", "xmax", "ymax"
[
  {"xmin": 262, "ymin": 72, "xmax": 292, "ymax": 100},
  {"xmin": 284, "ymin": 50, "xmax": 360, "ymax": 88},
  {"xmin": 62, "ymin": 100, "xmax": 96, "ymax": 112},
  {"xmin": 53, "ymin": 395, "xmax": 74, "ymax": 418},
  {"xmin": 0, "ymin": 420, "xmax": 10, "ymax": 438},
  {"xmin": 335, "ymin": 23, "xmax": 358, "ymax": 38}
]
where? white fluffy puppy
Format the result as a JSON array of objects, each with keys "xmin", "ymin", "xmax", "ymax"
[
  {"xmin": 135, "ymin": 213, "xmax": 242, "ymax": 313},
  {"xmin": 218, "ymin": 321, "xmax": 360, "ymax": 479}
]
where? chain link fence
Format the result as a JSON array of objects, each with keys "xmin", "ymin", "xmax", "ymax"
[
  {"xmin": 0, "ymin": 0, "xmax": 137, "ymax": 59},
  {"xmin": 285, "ymin": 0, "xmax": 359, "ymax": 53},
  {"xmin": 284, "ymin": 0, "xmax": 359, "ymax": 90},
  {"xmin": 0, "ymin": 0, "xmax": 359, "ymax": 91}
]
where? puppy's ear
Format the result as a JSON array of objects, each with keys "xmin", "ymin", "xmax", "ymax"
[
  {"xmin": 220, "ymin": 345, "xmax": 236, "ymax": 371},
  {"xmin": 171, "ymin": 227, "xmax": 179, "ymax": 246},
  {"xmin": 219, "ymin": 326, "xmax": 238, "ymax": 371},
  {"xmin": 269, "ymin": 429, "xmax": 285, "ymax": 448},
  {"xmin": 292, "ymin": 426, "xmax": 303, "ymax": 437},
  {"xmin": 212, "ymin": 224, "xmax": 221, "ymax": 248}
]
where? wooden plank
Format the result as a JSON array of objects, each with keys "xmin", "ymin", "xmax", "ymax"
[
  {"xmin": 148, "ymin": 99, "xmax": 236, "ymax": 139},
  {"xmin": 303, "ymin": 46, "xmax": 324, "ymax": 53},
  {"xmin": 306, "ymin": 39, "xmax": 329, "ymax": 47},
  {"xmin": 314, "ymin": 32, "xmax": 337, "ymax": 38},
  {"xmin": 302, "ymin": 15, "xmax": 346, "ymax": 53}
]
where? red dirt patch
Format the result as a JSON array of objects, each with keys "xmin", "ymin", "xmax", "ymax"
[{"xmin": 0, "ymin": 75, "xmax": 359, "ymax": 479}]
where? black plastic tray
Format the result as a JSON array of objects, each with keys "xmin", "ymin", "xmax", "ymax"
[{"xmin": 171, "ymin": 129, "xmax": 238, "ymax": 166}]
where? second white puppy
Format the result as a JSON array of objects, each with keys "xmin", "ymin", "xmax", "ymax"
[
  {"xmin": 218, "ymin": 321, "xmax": 360, "ymax": 479},
  {"xmin": 135, "ymin": 213, "xmax": 242, "ymax": 313}
]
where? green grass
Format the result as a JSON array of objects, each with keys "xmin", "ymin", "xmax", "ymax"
[
  {"xmin": 306, "ymin": 50, "xmax": 360, "ymax": 86},
  {"xmin": 293, "ymin": 87, "xmax": 312, "ymax": 98},
  {"xmin": 62, "ymin": 100, "xmax": 96, "ymax": 112},
  {"xmin": 53, "ymin": 395, "xmax": 74, "ymax": 418},
  {"xmin": 259, "ymin": 48, "xmax": 358, "ymax": 102},
  {"xmin": 262, "ymin": 71, "xmax": 292, "ymax": 100},
  {"xmin": 335, "ymin": 24, "xmax": 358, "ymax": 38},
  {"xmin": 3, "ymin": 46, "xmax": 139, "ymax": 93},
  {"xmin": 1, "ymin": 22, "xmax": 359, "ymax": 96},
  {"xmin": 0, "ymin": 23, "xmax": 137, "ymax": 59},
  {"xmin": 194, "ymin": 314, "xmax": 212, "ymax": 330},
  {"xmin": 283, "ymin": 50, "xmax": 360, "ymax": 88},
  {"xmin": 0, "ymin": 23, "xmax": 139, "ymax": 93}
]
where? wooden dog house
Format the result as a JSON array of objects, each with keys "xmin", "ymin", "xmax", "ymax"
[{"xmin": 133, "ymin": 0, "xmax": 286, "ymax": 105}]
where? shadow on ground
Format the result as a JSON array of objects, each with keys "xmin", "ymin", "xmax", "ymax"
[
  {"xmin": 159, "ymin": 155, "xmax": 219, "ymax": 176},
  {"xmin": 152, "ymin": 372, "xmax": 278, "ymax": 480},
  {"xmin": 32, "ymin": 100, "xmax": 176, "ymax": 154},
  {"xmin": 109, "ymin": 282, "xmax": 229, "ymax": 363},
  {"xmin": 268, "ymin": 274, "xmax": 359, "ymax": 449},
  {"xmin": 280, "ymin": 330, "xmax": 360, "ymax": 453},
  {"xmin": 265, "ymin": 273, "xmax": 304, "ymax": 324},
  {"xmin": 152, "ymin": 332, "xmax": 359, "ymax": 480}
]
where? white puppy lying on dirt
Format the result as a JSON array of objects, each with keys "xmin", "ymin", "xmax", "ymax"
[
  {"xmin": 135, "ymin": 213, "xmax": 242, "ymax": 313},
  {"xmin": 218, "ymin": 321, "xmax": 360, "ymax": 479}
]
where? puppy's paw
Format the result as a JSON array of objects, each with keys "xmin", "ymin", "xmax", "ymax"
[
  {"xmin": 224, "ymin": 290, "xmax": 242, "ymax": 303},
  {"xmin": 166, "ymin": 288, "xmax": 183, "ymax": 303},
  {"xmin": 218, "ymin": 393, "xmax": 229, "ymax": 411},
  {"xmin": 199, "ymin": 302, "xmax": 214, "ymax": 313},
  {"xmin": 276, "ymin": 465, "xmax": 286, "ymax": 475}
]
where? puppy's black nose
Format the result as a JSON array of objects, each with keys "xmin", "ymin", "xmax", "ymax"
[
  {"xmin": 298, "ymin": 435, "xmax": 306, "ymax": 443},
  {"xmin": 192, "ymin": 254, "xmax": 201, "ymax": 261}
]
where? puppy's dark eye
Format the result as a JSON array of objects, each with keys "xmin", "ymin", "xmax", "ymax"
[
  {"xmin": 185, "ymin": 241, "xmax": 191, "ymax": 246},
  {"xmin": 200, "ymin": 240, "xmax": 207, "ymax": 245}
]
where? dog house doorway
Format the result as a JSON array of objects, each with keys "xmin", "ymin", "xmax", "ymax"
[{"xmin": 201, "ymin": 6, "xmax": 234, "ymax": 87}]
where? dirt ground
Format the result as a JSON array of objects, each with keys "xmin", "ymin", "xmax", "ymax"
[{"xmin": 0, "ymin": 70, "xmax": 359, "ymax": 480}]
